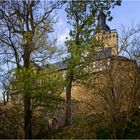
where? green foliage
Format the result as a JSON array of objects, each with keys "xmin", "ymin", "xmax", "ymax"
[
  {"xmin": 96, "ymin": 128, "xmax": 110, "ymax": 139},
  {"xmin": 93, "ymin": 110, "xmax": 140, "ymax": 139},
  {"xmin": 51, "ymin": 115, "xmax": 96, "ymax": 139},
  {"xmin": 3, "ymin": 66, "xmax": 65, "ymax": 139},
  {"xmin": 64, "ymin": 0, "xmax": 122, "ymax": 83},
  {"xmin": 50, "ymin": 110, "xmax": 140, "ymax": 139},
  {"xmin": 123, "ymin": 109, "xmax": 140, "ymax": 139},
  {"xmin": 11, "ymin": 66, "xmax": 65, "ymax": 111},
  {"xmin": 64, "ymin": 1, "xmax": 121, "ymax": 126},
  {"xmin": 0, "ymin": 103, "xmax": 24, "ymax": 138},
  {"xmin": 32, "ymin": 114, "xmax": 49, "ymax": 138},
  {"xmin": 65, "ymin": 0, "xmax": 122, "ymax": 42}
]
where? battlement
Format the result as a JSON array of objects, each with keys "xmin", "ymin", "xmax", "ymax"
[{"xmin": 95, "ymin": 30, "xmax": 118, "ymax": 55}]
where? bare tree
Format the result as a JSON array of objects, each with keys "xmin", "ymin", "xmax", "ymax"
[
  {"xmin": 82, "ymin": 24, "xmax": 140, "ymax": 138},
  {"xmin": 119, "ymin": 24, "xmax": 140, "ymax": 65},
  {"xmin": 0, "ymin": 0, "xmax": 63, "ymax": 138},
  {"xmin": 82, "ymin": 54, "xmax": 139, "ymax": 138}
]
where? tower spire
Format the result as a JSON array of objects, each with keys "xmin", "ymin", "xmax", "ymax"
[{"xmin": 96, "ymin": 10, "xmax": 110, "ymax": 33}]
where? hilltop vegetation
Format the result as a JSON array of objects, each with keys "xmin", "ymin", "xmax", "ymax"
[{"xmin": 51, "ymin": 109, "xmax": 140, "ymax": 139}]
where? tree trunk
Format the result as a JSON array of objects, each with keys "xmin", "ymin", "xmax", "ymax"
[
  {"xmin": 65, "ymin": 71, "xmax": 73, "ymax": 125},
  {"xmin": 23, "ymin": 47, "xmax": 32, "ymax": 139},
  {"xmin": 24, "ymin": 94, "xmax": 32, "ymax": 139}
]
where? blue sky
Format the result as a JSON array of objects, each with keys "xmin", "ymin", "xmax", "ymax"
[
  {"xmin": 109, "ymin": 0, "xmax": 140, "ymax": 30},
  {"xmin": 52, "ymin": 1, "xmax": 140, "ymax": 47}
]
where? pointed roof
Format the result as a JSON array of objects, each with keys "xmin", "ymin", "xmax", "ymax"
[{"xmin": 95, "ymin": 10, "xmax": 110, "ymax": 33}]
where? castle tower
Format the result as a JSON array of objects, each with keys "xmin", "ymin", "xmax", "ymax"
[{"xmin": 95, "ymin": 10, "xmax": 118, "ymax": 55}]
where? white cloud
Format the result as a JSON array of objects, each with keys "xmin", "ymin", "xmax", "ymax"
[
  {"xmin": 57, "ymin": 19, "xmax": 63, "ymax": 28},
  {"xmin": 57, "ymin": 28, "xmax": 70, "ymax": 47}
]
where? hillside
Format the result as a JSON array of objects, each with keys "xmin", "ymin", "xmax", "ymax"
[{"xmin": 50, "ymin": 109, "xmax": 140, "ymax": 139}]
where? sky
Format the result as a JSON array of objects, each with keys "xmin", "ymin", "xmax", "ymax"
[
  {"xmin": 109, "ymin": 0, "xmax": 140, "ymax": 30},
  {"xmin": 52, "ymin": 0, "xmax": 140, "ymax": 48}
]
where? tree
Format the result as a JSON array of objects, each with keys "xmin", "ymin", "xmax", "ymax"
[
  {"xmin": 0, "ymin": 0, "xmax": 63, "ymax": 138},
  {"xmin": 0, "ymin": 81, "xmax": 10, "ymax": 104},
  {"xmin": 92, "ymin": 58, "xmax": 139, "ymax": 138},
  {"xmin": 119, "ymin": 24, "xmax": 140, "ymax": 65},
  {"xmin": 81, "ymin": 24, "xmax": 140, "ymax": 138},
  {"xmin": 64, "ymin": 0, "xmax": 122, "ymax": 125}
]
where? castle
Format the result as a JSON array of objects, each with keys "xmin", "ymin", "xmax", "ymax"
[
  {"xmin": 57, "ymin": 11, "xmax": 140, "ymax": 121},
  {"xmin": 0, "ymin": 11, "xmax": 139, "ymax": 139},
  {"xmin": 5, "ymin": 10, "xmax": 140, "ymax": 125},
  {"xmin": 95, "ymin": 10, "xmax": 118, "ymax": 55}
]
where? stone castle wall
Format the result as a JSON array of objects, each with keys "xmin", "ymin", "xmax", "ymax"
[
  {"xmin": 67, "ymin": 57, "xmax": 140, "ymax": 119},
  {"xmin": 95, "ymin": 31, "xmax": 118, "ymax": 55}
]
